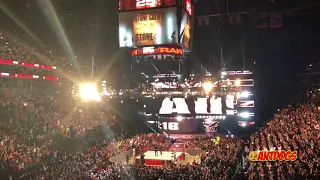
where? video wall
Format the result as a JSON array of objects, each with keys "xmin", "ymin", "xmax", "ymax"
[
  {"xmin": 119, "ymin": 0, "xmax": 176, "ymax": 11},
  {"xmin": 119, "ymin": 7, "xmax": 178, "ymax": 47},
  {"xmin": 132, "ymin": 46, "xmax": 183, "ymax": 56},
  {"xmin": 160, "ymin": 97, "xmax": 236, "ymax": 115},
  {"xmin": 148, "ymin": 118, "xmax": 219, "ymax": 134},
  {"xmin": 142, "ymin": 92, "xmax": 254, "ymax": 118},
  {"xmin": 143, "ymin": 96, "xmax": 238, "ymax": 116}
]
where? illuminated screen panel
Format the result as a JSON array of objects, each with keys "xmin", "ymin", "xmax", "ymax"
[
  {"xmin": 152, "ymin": 118, "xmax": 220, "ymax": 134},
  {"xmin": 143, "ymin": 93, "xmax": 254, "ymax": 117},
  {"xmin": 142, "ymin": 96, "xmax": 237, "ymax": 115},
  {"xmin": 132, "ymin": 46, "xmax": 183, "ymax": 56},
  {"xmin": 158, "ymin": 97, "xmax": 236, "ymax": 115},
  {"xmin": 183, "ymin": 0, "xmax": 192, "ymax": 16},
  {"xmin": 151, "ymin": 81, "xmax": 180, "ymax": 88},
  {"xmin": 119, "ymin": 0, "xmax": 176, "ymax": 11},
  {"xmin": 119, "ymin": 7, "xmax": 178, "ymax": 47},
  {"xmin": 158, "ymin": 118, "xmax": 197, "ymax": 134},
  {"xmin": 0, "ymin": 59, "xmax": 57, "ymax": 70},
  {"xmin": 0, "ymin": 72, "xmax": 59, "ymax": 80},
  {"xmin": 179, "ymin": 11, "xmax": 193, "ymax": 49}
]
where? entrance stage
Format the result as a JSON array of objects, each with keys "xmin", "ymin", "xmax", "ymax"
[{"xmin": 136, "ymin": 151, "xmax": 184, "ymax": 166}]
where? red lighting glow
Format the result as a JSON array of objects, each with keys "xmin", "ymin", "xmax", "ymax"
[
  {"xmin": 185, "ymin": 0, "xmax": 192, "ymax": 16},
  {"xmin": 0, "ymin": 59, "xmax": 57, "ymax": 70},
  {"xmin": 0, "ymin": 72, "xmax": 58, "ymax": 81},
  {"xmin": 136, "ymin": 0, "xmax": 157, "ymax": 9},
  {"xmin": 119, "ymin": 0, "xmax": 176, "ymax": 11},
  {"xmin": 43, "ymin": 76, "xmax": 59, "ymax": 81},
  {"xmin": 132, "ymin": 46, "xmax": 183, "ymax": 56}
]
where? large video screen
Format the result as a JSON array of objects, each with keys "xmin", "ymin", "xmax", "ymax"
[
  {"xmin": 159, "ymin": 97, "xmax": 236, "ymax": 115},
  {"xmin": 160, "ymin": 118, "xmax": 197, "ymax": 134},
  {"xmin": 150, "ymin": 118, "xmax": 219, "ymax": 134},
  {"xmin": 143, "ymin": 96, "xmax": 237, "ymax": 115},
  {"xmin": 132, "ymin": 46, "xmax": 183, "ymax": 56},
  {"xmin": 119, "ymin": 0, "xmax": 176, "ymax": 11},
  {"xmin": 119, "ymin": 8, "xmax": 178, "ymax": 47}
]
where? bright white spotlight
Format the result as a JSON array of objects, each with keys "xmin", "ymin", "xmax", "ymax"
[
  {"xmin": 95, "ymin": 96, "xmax": 101, "ymax": 102},
  {"xmin": 235, "ymin": 79, "xmax": 241, "ymax": 86},
  {"xmin": 239, "ymin": 112, "xmax": 250, "ymax": 118},
  {"xmin": 177, "ymin": 116, "xmax": 183, "ymax": 121},
  {"xmin": 79, "ymin": 83, "xmax": 100, "ymax": 101},
  {"xmin": 203, "ymin": 81, "xmax": 213, "ymax": 93},
  {"xmin": 241, "ymin": 91, "xmax": 250, "ymax": 98}
]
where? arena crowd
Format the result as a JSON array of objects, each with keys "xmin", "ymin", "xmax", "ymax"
[
  {"xmin": 0, "ymin": 28, "xmax": 79, "ymax": 77},
  {"xmin": 0, "ymin": 28, "xmax": 320, "ymax": 180}
]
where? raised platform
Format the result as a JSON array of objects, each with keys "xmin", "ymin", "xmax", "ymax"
[{"xmin": 136, "ymin": 151, "xmax": 184, "ymax": 166}]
